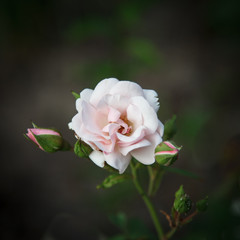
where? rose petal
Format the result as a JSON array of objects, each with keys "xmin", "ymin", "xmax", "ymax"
[
  {"xmin": 98, "ymin": 94, "xmax": 129, "ymax": 113},
  {"xmin": 116, "ymin": 126, "xmax": 145, "ymax": 144},
  {"xmin": 69, "ymin": 113, "xmax": 82, "ymax": 134},
  {"xmin": 143, "ymin": 89, "xmax": 160, "ymax": 112},
  {"xmin": 127, "ymin": 104, "xmax": 143, "ymax": 130},
  {"xmin": 29, "ymin": 128, "xmax": 60, "ymax": 136},
  {"xmin": 104, "ymin": 151, "xmax": 131, "ymax": 174},
  {"xmin": 109, "ymin": 81, "xmax": 144, "ymax": 98},
  {"xmin": 119, "ymin": 138, "xmax": 151, "ymax": 156},
  {"xmin": 131, "ymin": 96, "xmax": 158, "ymax": 134},
  {"xmin": 80, "ymin": 88, "xmax": 93, "ymax": 101},
  {"xmin": 90, "ymin": 78, "xmax": 119, "ymax": 106},
  {"xmin": 89, "ymin": 150, "xmax": 105, "ymax": 167},
  {"xmin": 131, "ymin": 132, "xmax": 162, "ymax": 165},
  {"xmin": 158, "ymin": 120, "xmax": 164, "ymax": 137},
  {"xmin": 108, "ymin": 107, "xmax": 121, "ymax": 122},
  {"xmin": 82, "ymin": 101, "xmax": 107, "ymax": 134}
]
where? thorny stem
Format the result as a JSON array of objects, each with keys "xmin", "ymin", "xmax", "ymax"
[{"xmin": 130, "ymin": 161, "xmax": 164, "ymax": 240}]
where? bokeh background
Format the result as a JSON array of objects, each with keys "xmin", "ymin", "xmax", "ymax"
[{"xmin": 1, "ymin": 0, "xmax": 240, "ymax": 239}]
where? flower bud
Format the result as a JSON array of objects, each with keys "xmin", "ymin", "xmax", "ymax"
[
  {"xmin": 25, "ymin": 124, "xmax": 71, "ymax": 152},
  {"xmin": 155, "ymin": 141, "xmax": 181, "ymax": 166},
  {"xmin": 174, "ymin": 185, "xmax": 192, "ymax": 214},
  {"xmin": 74, "ymin": 139, "xmax": 93, "ymax": 158}
]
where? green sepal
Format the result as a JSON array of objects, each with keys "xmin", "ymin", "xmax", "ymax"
[
  {"xmin": 196, "ymin": 196, "xmax": 208, "ymax": 212},
  {"xmin": 173, "ymin": 185, "xmax": 192, "ymax": 214},
  {"xmin": 104, "ymin": 163, "xmax": 119, "ymax": 173},
  {"xmin": 34, "ymin": 134, "xmax": 64, "ymax": 153},
  {"xmin": 74, "ymin": 139, "xmax": 92, "ymax": 158},
  {"xmin": 97, "ymin": 174, "xmax": 131, "ymax": 189},
  {"xmin": 175, "ymin": 185, "xmax": 184, "ymax": 199},
  {"xmin": 156, "ymin": 154, "xmax": 178, "ymax": 166},
  {"xmin": 71, "ymin": 91, "xmax": 80, "ymax": 99},
  {"xmin": 163, "ymin": 115, "xmax": 177, "ymax": 140},
  {"xmin": 31, "ymin": 122, "xmax": 39, "ymax": 128}
]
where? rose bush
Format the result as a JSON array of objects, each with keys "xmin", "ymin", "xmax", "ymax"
[{"xmin": 69, "ymin": 78, "xmax": 164, "ymax": 173}]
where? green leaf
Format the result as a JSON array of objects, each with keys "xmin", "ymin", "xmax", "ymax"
[
  {"xmin": 196, "ymin": 196, "xmax": 208, "ymax": 212},
  {"xmin": 97, "ymin": 174, "xmax": 131, "ymax": 189},
  {"xmin": 74, "ymin": 139, "xmax": 92, "ymax": 158},
  {"xmin": 161, "ymin": 166, "xmax": 200, "ymax": 179},
  {"xmin": 163, "ymin": 115, "xmax": 177, "ymax": 140},
  {"xmin": 71, "ymin": 91, "xmax": 80, "ymax": 99}
]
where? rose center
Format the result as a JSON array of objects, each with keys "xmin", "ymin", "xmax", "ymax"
[{"xmin": 117, "ymin": 116, "xmax": 133, "ymax": 135}]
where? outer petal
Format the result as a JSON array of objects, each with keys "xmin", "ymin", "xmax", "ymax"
[
  {"xmin": 119, "ymin": 138, "xmax": 151, "ymax": 156},
  {"xmin": 90, "ymin": 78, "xmax": 119, "ymax": 106},
  {"xmin": 109, "ymin": 81, "xmax": 144, "ymax": 98},
  {"xmin": 130, "ymin": 132, "xmax": 162, "ymax": 165},
  {"xmin": 81, "ymin": 101, "xmax": 107, "ymax": 133},
  {"xmin": 89, "ymin": 150, "xmax": 105, "ymax": 167},
  {"xmin": 143, "ymin": 89, "xmax": 160, "ymax": 112},
  {"xmin": 29, "ymin": 128, "xmax": 60, "ymax": 136},
  {"xmin": 68, "ymin": 113, "xmax": 82, "ymax": 135},
  {"xmin": 131, "ymin": 96, "xmax": 159, "ymax": 134},
  {"xmin": 98, "ymin": 94, "xmax": 129, "ymax": 113},
  {"xmin": 158, "ymin": 120, "xmax": 164, "ymax": 137},
  {"xmin": 80, "ymin": 88, "xmax": 93, "ymax": 102},
  {"xmin": 104, "ymin": 151, "xmax": 131, "ymax": 174}
]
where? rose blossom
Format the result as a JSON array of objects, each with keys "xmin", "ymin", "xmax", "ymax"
[{"xmin": 69, "ymin": 78, "xmax": 164, "ymax": 173}]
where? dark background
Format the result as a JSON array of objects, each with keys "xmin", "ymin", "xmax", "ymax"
[{"xmin": 1, "ymin": 0, "xmax": 240, "ymax": 239}]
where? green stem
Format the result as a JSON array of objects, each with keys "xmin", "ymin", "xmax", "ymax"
[
  {"xmin": 147, "ymin": 166, "xmax": 155, "ymax": 196},
  {"xmin": 130, "ymin": 162, "xmax": 164, "ymax": 240},
  {"xmin": 166, "ymin": 228, "xmax": 177, "ymax": 239}
]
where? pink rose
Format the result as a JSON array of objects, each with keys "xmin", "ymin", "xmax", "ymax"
[{"xmin": 69, "ymin": 78, "xmax": 164, "ymax": 173}]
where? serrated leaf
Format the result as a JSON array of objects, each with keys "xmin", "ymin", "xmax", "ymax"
[
  {"xmin": 97, "ymin": 174, "xmax": 131, "ymax": 189},
  {"xmin": 163, "ymin": 115, "xmax": 177, "ymax": 140},
  {"xmin": 71, "ymin": 91, "xmax": 80, "ymax": 99}
]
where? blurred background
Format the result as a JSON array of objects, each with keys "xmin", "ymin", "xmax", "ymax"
[{"xmin": 1, "ymin": 0, "xmax": 240, "ymax": 239}]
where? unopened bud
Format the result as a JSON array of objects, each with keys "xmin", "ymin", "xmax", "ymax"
[
  {"xmin": 155, "ymin": 141, "xmax": 181, "ymax": 166},
  {"xmin": 25, "ymin": 123, "xmax": 71, "ymax": 152},
  {"xmin": 174, "ymin": 185, "xmax": 192, "ymax": 214},
  {"xmin": 74, "ymin": 139, "xmax": 93, "ymax": 158}
]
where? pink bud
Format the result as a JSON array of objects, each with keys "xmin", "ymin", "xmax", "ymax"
[{"xmin": 26, "ymin": 128, "xmax": 60, "ymax": 150}]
